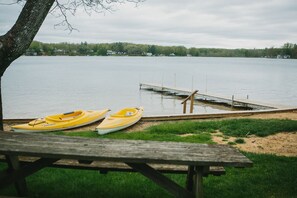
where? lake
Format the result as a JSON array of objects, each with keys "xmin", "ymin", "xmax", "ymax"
[{"xmin": 2, "ymin": 56, "xmax": 297, "ymax": 118}]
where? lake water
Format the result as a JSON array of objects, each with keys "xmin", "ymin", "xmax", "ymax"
[{"xmin": 2, "ymin": 56, "xmax": 297, "ymax": 118}]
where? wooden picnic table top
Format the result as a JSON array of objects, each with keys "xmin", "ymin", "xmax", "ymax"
[{"xmin": 0, "ymin": 131, "xmax": 252, "ymax": 167}]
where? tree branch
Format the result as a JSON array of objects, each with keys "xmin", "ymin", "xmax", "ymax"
[
  {"xmin": 0, "ymin": 0, "xmax": 56, "ymax": 75},
  {"xmin": 51, "ymin": 0, "xmax": 144, "ymax": 32},
  {"xmin": 0, "ymin": 0, "xmax": 145, "ymax": 73}
]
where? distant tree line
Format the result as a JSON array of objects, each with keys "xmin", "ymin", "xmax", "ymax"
[{"xmin": 26, "ymin": 41, "xmax": 297, "ymax": 59}]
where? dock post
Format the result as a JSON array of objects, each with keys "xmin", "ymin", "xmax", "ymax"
[
  {"xmin": 190, "ymin": 95, "xmax": 194, "ymax": 113},
  {"xmin": 181, "ymin": 90, "xmax": 198, "ymax": 114},
  {"xmin": 183, "ymin": 101, "xmax": 187, "ymax": 114}
]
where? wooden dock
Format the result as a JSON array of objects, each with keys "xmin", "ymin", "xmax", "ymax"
[{"xmin": 140, "ymin": 83, "xmax": 291, "ymax": 110}]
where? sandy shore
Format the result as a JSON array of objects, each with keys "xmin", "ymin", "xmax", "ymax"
[
  {"xmin": 213, "ymin": 111, "xmax": 297, "ymax": 157},
  {"xmin": 129, "ymin": 111, "xmax": 297, "ymax": 157}
]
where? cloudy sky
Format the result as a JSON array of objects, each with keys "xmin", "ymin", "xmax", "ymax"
[{"xmin": 0, "ymin": 0, "xmax": 297, "ymax": 48}]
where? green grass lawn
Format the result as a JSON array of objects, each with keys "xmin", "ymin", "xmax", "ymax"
[{"xmin": 1, "ymin": 118, "xmax": 297, "ymax": 197}]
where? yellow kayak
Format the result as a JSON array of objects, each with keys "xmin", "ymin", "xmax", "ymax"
[
  {"xmin": 96, "ymin": 107, "xmax": 144, "ymax": 135},
  {"xmin": 11, "ymin": 109, "xmax": 110, "ymax": 132}
]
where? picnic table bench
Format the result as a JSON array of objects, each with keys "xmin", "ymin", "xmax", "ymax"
[
  {"xmin": 0, "ymin": 156, "xmax": 226, "ymax": 176},
  {"xmin": 0, "ymin": 131, "xmax": 253, "ymax": 198}
]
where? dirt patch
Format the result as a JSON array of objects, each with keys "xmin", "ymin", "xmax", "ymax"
[
  {"xmin": 178, "ymin": 133, "xmax": 195, "ymax": 137},
  {"xmin": 212, "ymin": 131, "xmax": 297, "ymax": 157}
]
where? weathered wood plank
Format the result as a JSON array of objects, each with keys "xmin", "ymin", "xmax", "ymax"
[
  {"xmin": 0, "ymin": 132, "xmax": 252, "ymax": 198},
  {"xmin": 181, "ymin": 90, "xmax": 198, "ymax": 105},
  {"xmin": 0, "ymin": 156, "xmax": 226, "ymax": 176},
  {"xmin": 190, "ymin": 95, "xmax": 195, "ymax": 113},
  {"xmin": 0, "ymin": 132, "xmax": 253, "ymax": 167},
  {"xmin": 126, "ymin": 163, "xmax": 193, "ymax": 198}
]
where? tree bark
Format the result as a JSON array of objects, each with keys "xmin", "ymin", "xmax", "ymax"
[
  {"xmin": 0, "ymin": 77, "xmax": 3, "ymax": 130},
  {"xmin": 0, "ymin": 0, "xmax": 55, "ymax": 130}
]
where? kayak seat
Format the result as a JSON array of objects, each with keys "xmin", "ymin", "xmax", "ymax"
[
  {"xmin": 28, "ymin": 119, "xmax": 46, "ymax": 126},
  {"xmin": 125, "ymin": 112, "xmax": 134, "ymax": 116}
]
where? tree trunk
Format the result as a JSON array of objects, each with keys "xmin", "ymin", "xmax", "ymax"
[
  {"xmin": 0, "ymin": 0, "xmax": 55, "ymax": 130},
  {"xmin": 0, "ymin": 77, "xmax": 3, "ymax": 130}
]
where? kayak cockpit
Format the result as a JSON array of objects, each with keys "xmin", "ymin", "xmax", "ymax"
[
  {"xmin": 111, "ymin": 108, "xmax": 139, "ymax": 118},
  {"xmin": 45, "ymin": 110, "xmax": 85, "ymax": 122}
]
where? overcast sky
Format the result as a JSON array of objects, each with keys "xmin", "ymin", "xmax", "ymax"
[{"xmin": 0, "ymin": 0, "xmax": 297, "ymax": 48}]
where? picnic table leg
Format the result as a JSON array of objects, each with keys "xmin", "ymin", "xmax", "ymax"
[
  {"xmin": 186, "ymin": 165, "xmax": 194, "ymax": 191},
  {"xmin": 126, "ymin": 163, "xmax": 193, "ymax": 198},
  {"xmin": 194, "ymin": 166, "xmax": 204, "ymax": 198},
  {"xmin": 5, "ymin": 155, "xmax": 28, "ymax": 196}
]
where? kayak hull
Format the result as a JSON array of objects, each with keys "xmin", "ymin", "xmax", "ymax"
[
  {"xmin": 97, "ymin": 107, "xmax": 143, "ymax": 135},
  {"xmin": 12, "ymin": 109, "xmax": 110, "ymax": 132}
]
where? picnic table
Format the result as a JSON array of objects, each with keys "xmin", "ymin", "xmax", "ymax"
[{"xmin": 0, "ymin": 131, "xmax": 252, "ymax": 198}]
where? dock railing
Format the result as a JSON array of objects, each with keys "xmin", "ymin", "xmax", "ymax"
[{"xmin": 181, "ymin": 90, "xmax": 198, "ymax": 114}]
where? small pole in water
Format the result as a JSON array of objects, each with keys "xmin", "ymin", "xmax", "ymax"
[
  {"xmin": 191, "ymin": 76, "xmax": 194, "ymax": 91},
  {"xmin": 247, "ymin": 95, "xmax": 249, "ymax": 99},
  {"xmin": 174, "ymin": 73, "xmax": 176, "ymax": 88},
  {"xmin": 232, "ymin": 95, "xmax": 234, "ymax": 108},
  {"xmin": 205, "ymin": 74, "xmax": 208, "ymax": 94}
]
